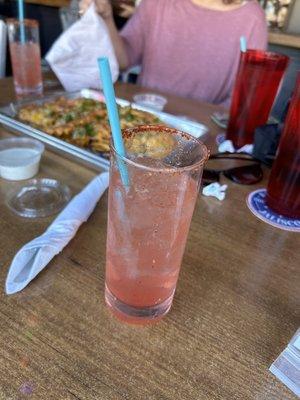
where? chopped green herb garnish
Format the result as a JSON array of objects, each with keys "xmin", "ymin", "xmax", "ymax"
[
  {"xmin": 78, "ymin": 99, "xmax": 98, "ymax": 112},
  {"xmin": 64, "ymin": 112, "xmax": 76, "ymax": 122},
  {"xmin": 72, "ymin": 127, "xmax": 86, "ymax": 139},
  {"xmin": 85, "ymin": 123, "xmax": 96, "ymax": 137},
  {"xmin": 125, "ymin": 113, "xmax": 134, "ymax": 122}
]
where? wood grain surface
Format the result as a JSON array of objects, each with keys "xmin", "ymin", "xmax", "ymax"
[{"xmin": 0, "ymin": 77, "xmax": 299, "ymax": 400}]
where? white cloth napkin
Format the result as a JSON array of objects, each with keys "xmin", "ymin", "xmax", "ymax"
[
  {"xmin": 46, "ymin": 4, "xmax": 119, "ymax": 92},
  {"xmin": 5, "ymin": 172, "xmax": 109, "ymax": 295},
  {"xmin": 218, "ymin": 139, "xmax": 254, "ymax": 155},
  {"xmin": 202, "ymin": 182, "xmax": 228, "ymax": 201}
]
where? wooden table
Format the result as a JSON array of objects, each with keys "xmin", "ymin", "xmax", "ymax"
[{"xmin": 0, "ymin": 77, "xmax": 299, "ymax": 400}]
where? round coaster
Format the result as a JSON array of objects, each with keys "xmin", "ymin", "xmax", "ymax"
[
  {"xmin": 216, "ymin": 133, "xmax": 226, "ymax": 146},
  {"xmin": 247, "ymin": 189, "xmax": 300, "ymax": 232}
]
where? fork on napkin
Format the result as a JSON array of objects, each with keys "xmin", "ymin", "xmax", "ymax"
[{"xmin": 5, "ymin": 172, "xmax": 109, "ymax": 295}]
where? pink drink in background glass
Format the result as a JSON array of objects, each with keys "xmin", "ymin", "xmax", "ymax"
[
  {"xmin": 7, "ymin": 19, "xmax": 43, "ymax": 96},
  {"xmin": 105, "ymin": 125, "xmax": 208, "ymax": 324},
  {"xmin": 9, "ymin": 42, "xmax": 42, "ymax": 95}
]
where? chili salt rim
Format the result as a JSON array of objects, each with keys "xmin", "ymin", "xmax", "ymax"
[{"xmin": 110, "ymin": 125, "xmax": 209, "ymax": 173}]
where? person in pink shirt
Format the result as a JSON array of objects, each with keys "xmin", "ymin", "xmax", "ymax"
[{"xmin": 80, "ymin": 0, "xmax": 268, "ymax": 107}]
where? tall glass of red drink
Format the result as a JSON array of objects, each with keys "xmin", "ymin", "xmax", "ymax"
[
  {"xmin": 105, "ymin": 125, "xmax": 208, "ymax": 324},
  {"xmin": 7, "ymin": 19, "xmax": 43, "ymax": 97},
  {"xmin": 226, "ymin": 50, "xmax": 289, "ymax": 148},
  {"xmin": 266, "ymin": 74, "xmax": 300, "ymax": 218}
]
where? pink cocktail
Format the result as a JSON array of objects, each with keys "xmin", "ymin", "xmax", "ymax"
[
  {"xmin": 7, "ymin": 19, "xmax": 43, "ymax": 96},
  {"xmin": 105, "ymin": 125, "xmax": 208, "ymax": 324}
]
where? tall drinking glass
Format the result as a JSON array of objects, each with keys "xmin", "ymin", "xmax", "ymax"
[
  {"xmin": 266, "ymin": 74, "xmax": 300, "ymax": 218},
  {"xmin": 105, "ymin": 125, "xmax": 208, "ymax": 324},
  {"xmin": 226, "ymin": 50, "xmax": 289, "ymax": 148},
  {"xmin": 7, "ymin": 19, "xmax": 43, "ymax": 96}
]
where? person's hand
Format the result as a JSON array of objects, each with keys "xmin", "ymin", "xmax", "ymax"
[
  {"xmin": 94, "ymin": 0, "xmax": 113, "ymax": 19},
  {"xmin": 79, "ymin": 0, "xmax": 113, "ymax": 20},
  {"xmin": 78, "ymin": 0, "xmax": 93, "ymax": 15}
]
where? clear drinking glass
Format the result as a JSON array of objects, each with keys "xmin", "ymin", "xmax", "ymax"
[
  {"xmin": 7, "ymin": 19, "xmax": 43, "ymax": 96},
  {"xmin": 105, "ymin": 125, "xmax": 209, "ymax": 324},
  {"xmin": 266, "ymin": 74, "xmax": 300, "ymax": 218},
  {"xmin": 226, "ymin": 50, "xmax": 289, "ymax": 148}
]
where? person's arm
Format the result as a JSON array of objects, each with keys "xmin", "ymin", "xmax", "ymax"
[
  {"xmin": 104, "ymin": 16, "xmax": 130, "ymax": 70},
  {"xmin": 79, "ymin": 0, "xmax": 129, "ymax": 70},
  {"xmin": 79, "ymin": 0, "xmax": 147, "ymax": 70},
  {"xmin": 119, "ymin": 0, "xmax": 148, "ymax": 69},
  {"xmin": 106, "ymin": 0, "xmax": 148, "ymax": 71}
]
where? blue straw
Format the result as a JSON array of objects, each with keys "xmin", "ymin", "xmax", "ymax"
[
  {"xmin": 240, "ymin": 36, "xmax": 247, "ymax": 53},
  {"xmin": 98, "ymin": 57, "xmax": 129, "ymax": 187},
  {"xmin": 18, "ymin": 0, "xmax": 25, "ymax": 44}
]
